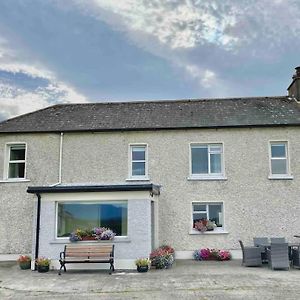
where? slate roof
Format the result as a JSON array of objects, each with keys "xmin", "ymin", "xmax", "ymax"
[{"xmin": 0, "ymin": 96, "xmax": 300, "ymax": 133}]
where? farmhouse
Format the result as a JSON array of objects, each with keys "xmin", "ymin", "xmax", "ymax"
[{"xmin": 0, "ymin": 67, "xmax": 300, "ymax": 269}]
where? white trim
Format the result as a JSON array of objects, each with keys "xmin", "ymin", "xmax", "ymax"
[
  {"xmin": 3, "ymin": 142, "xmax": 27, "ymax": 180},
  {"xmin": 187, "ymin": 176, "xmax": 227, "ymax": 181},
  {"xmin": 55, "ymin": 200, "xmax": 129, "ymax": 240},
  {"xmin": 189, "ymin": 230, "xmax": 229, "ymax": 235},
  {"xmin": 189, "ymin": 142, "xmax": 225, "ymax": 179},
  {"xmin": 128, "ymin": 143, "xmax": 149, "ymax": 180},
  {"xmin": 268, "ymin": 140, "xmax": 292, "ymax": 178},
  {"xmin": 0, "ymin": 179, "xmax": 30, "ymax": 183}
]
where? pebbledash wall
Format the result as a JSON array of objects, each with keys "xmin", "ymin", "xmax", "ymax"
[{"xmin": 1, "ymin": 126, "xmax": 300, "ymax": 263}]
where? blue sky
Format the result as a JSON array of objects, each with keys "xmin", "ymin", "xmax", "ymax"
[{"xmin": 0, "ymin": 0, "xmax": 299, "ymax": 121}]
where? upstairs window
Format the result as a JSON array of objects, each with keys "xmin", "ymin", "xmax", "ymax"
[
  {"xmin": 129, "ymin": 144, "xmax": 148, "ymax": 179},
  {"xmin": 6, "ymin": 144, "xmax": 26, "ymax": 179},
  {"xmin": 190, "ymin": 144, "xmax": 224, "ymax": 178},
  {"xmin": 269, "ymin": 142, "xmax": 290, "ymax": 176}
]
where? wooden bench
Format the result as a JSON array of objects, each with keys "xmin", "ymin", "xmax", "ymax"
[{"xmin": 58, "ymin": 244, "xmax": 115, "ymax": 275}]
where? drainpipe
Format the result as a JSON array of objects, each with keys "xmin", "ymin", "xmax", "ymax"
[
  {"xmin": 50, "ymin": 132, "xmax": 64, "ymax": 186},
  {"xmin": 34, "ymin": 193, "xmax": 41, "ymax": 270}
]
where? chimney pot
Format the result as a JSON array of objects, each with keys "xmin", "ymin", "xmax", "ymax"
[{"xmin": 288, "ymin": 66, "xmax": 300, "ymax": 100}]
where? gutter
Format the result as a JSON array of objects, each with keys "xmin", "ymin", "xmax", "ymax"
[{"xmin": 34, "ymin": 193, "xmax": 41, "ymax": 270}]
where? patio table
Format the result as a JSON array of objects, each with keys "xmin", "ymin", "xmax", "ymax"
[{"xmin": 255, "ymin": 243, "xmax": 300, "ymax": 261}]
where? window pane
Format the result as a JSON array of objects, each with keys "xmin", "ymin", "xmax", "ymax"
[
  {"xmin": 193, "ymin": 204, "xmax": 206, "ymax": 212},
  {"xmin": 210, "ymin": 153, "xmax": 221, "ymax": 173},
  {"xmin": 57, "ymin": 202, "xmax": 128, "ymax": 237},
  {"xmin": 193, "ymin": 213, "xmax": 207, "ymax": 225},
  {"xmin": 132, "ymin": 162, "xmax": 145, "ymax": 176},
  {"xmin": 271, "ymin": 159, "xmax": 287, "ymax": 174},
  {"xmin": 192, "ymin": 147, "xmax": 208, "ymax": 174},
  {"xmin": 271, "ymin": 144, "xmax": 286, "ymax": 158},
  {"xmin": 8, "ymin": 163, "xmax": 25, "ymax": 178},
  {"xmin": 10, "ymin": 147, "xmax": 25, "ymax": 160},
  {"xmin": 208, "ymin": 204, "xmax": 223, "ymax": 227},
  {"xmin": 210, "ymin": 146, "xmax": 221, "ymax": 153},
  {"xmin": 132, "ymin": 147, "xmax": 145, "ymax": 160}
]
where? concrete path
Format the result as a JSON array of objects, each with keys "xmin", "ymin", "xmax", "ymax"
[{"xmin": 1, "ymin": 260, "xmax": 300, "ymax": 299}]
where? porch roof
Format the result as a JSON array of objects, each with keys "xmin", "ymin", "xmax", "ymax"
[{"xmin": 27, "ymin": 183, "xmax": 160, "ymax": 195}]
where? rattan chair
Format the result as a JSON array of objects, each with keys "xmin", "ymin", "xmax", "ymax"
[
  {"xmin": 239, "ymin": 240, "xmax": 262, "ymax": 267},
  {"xmin": 292, "ymin": 248, "xmax": 300, "ymax": 268},
  {"xmin": 270, "ymin": 237, "xmax": 286, "ymax": 244},
  {"xmin": 267, "ymin": 243, "xmax": 289, "ymax": 270},
  {"xmin": 253, "ymin": 237, "xmax": 269, "ymax": 262}
]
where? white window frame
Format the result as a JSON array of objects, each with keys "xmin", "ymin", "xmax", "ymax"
[
  {"xmin": 191, "ymin": 201, "xmax": 226, "ymax": 234},
  {"xmin": 55, "ymin": 200, "xmax": 129, "ymax": 240},
  {"xmin": 189, "ymin": 143, "xmax": 225, "ymax": 180},
  {"xmin": 268, "ymin": 141, "xmax": 293, "ymax": 179},
  {"xmin": 127, "ymin": 143, "xmax": 149, "ymax": 180},
  {"xmin": 3, "ymin": 142, "xmax": 27, "ymax": 181}
]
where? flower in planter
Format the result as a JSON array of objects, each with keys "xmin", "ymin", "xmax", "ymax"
[
  {"xmin": 35, "ymin": 257, "xmax": 51, "ymax": 267},
  {"xmin": 193, "ymin": 248, "xmax": 232, "ymax": 261},
  {"xmin": 150, "ymin": 245, "xmax": 175, "ymax": 269},
  {"xmin": 17, "ymin": 255, "xmax": 31, "ymax": 270},
  {"xmin": 194, "ymin": 219, "xmax": 216, "ymax": 232},
  {"xmin": 69, "ymin": 227, "xmax": 115, "ymax": 242}
]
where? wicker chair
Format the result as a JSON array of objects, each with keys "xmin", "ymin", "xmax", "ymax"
[
  {"xmin": 267, "ymin": 243, "xmax": 289, "ymax": 270},
  {"xmin": 270, "ymin": 237, "xmax": 286, "ymax": 244},
  {"xmin": 292, "ymin": 248, "xmax": 300, "ymax": 268},
  {"xmin": 253, "ymin": 237, "xmax": 269, "ymax": 262},
  {"xmin": 239, "ymin": 240, "xmax": 262, "ymax": 267}
]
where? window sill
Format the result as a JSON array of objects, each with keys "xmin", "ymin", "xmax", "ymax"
[
  {"xmin": 0, "ymin": 179, "xmax": 30, "ymax": 183},
  {"xmin": 51, "ymin": 237, "xmax": 131, "ymax": 244},
  {"xmin": 189, "ymin": 230, "xmax": 229, "ymax": 235},
  {"xmin": 187, "ymin": 176, "xmax": 227, "ymax": 181},
  {"xmin": 268, "ymin": 175, "xmax": 294, "ymax": 180},
  {"xmin": 126, "ymin": 177, "xmax": 150, "ymax": 181}
]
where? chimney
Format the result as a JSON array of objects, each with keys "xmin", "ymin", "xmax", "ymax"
[{"xmin": 287, "ymin": 66, "xmax": 300, "ymax": 101}]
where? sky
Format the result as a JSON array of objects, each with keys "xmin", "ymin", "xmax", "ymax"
[{"xmin": 0, "ymin": 0, "xmax": 300, "ymax": 121}]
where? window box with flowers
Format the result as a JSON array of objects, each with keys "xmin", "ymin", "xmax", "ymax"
[{"xmin": 69, "ymin": 227, "xmax": 116, "ymax": 242}]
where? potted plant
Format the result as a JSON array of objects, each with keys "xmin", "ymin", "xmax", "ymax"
[
  {"xmin": 35, "ymin": 257, "xmax": 51, "ymax": 273},
  {"xmin": 194, "ymin": 219, "xmax": 216, "ymax": 232},
  {"xmin": 69, "ymin": 227, "xmax": 116, "ymax": 242},
  {"xmin": 150, "ymin": 245, "xmax": 175, "ymax": 269},
  {"xmin": 17, "ymin": 255, "xmax": 31, "ymax": 270},
  {"xmin": 135, "ymin": 258, "xmax": 151, "ymax": 272}
]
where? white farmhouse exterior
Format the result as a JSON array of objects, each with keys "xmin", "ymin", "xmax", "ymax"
[{"xmin": 0, "ymin": 68, "xmax": 300, "ymax": 268}]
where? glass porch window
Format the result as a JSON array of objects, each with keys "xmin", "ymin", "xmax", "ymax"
[{"xmin": 57, "ymin": 201, "xmax": 128, "ymax": 237}]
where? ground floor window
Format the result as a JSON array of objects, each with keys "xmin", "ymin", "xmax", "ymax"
[
  {"xmin": 57, "ymin": 201, "xmax": 128, "ymax": 237},
  {"xmin": 192, "ymin": 202, "xmax": 223, "ymax": 230}
]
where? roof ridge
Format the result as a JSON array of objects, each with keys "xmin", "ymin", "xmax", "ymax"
[{"xmin": 45, "ymin": 95, "xmax": 289, "ymax": 107}]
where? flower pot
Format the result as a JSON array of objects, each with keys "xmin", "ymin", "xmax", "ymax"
[
  {"xmin": 137, "ymin": 265, "xmax": 149, "ymax": 273},
  {"xmin": 37, "ymin": 265, "xmax": 49, "ymax": 273},
  {"xmin": 19, "ymin": 261, "xmax": 31, "ymax": 270}
]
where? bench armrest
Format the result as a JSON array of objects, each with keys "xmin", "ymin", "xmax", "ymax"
[{"xmin": 60, "ymin": 251, "xmax": 65, "ymax": 260}]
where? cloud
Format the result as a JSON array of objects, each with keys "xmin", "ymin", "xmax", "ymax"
[
  {"xmin": 72, "ymin": 0, "xmax": 300, "ymax": 94},
  {"xmin": 0, "ymin": 37, "xmax": 88, "ymax": 121}
]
